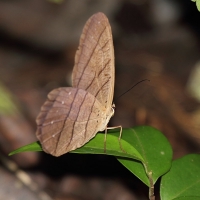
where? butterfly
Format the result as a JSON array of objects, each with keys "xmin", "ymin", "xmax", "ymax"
[{"xmin": 36, "ymin": 12, "xmax": 116, "ymax": 156}]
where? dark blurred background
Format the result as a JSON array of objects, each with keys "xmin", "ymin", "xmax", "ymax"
[{"xmin": 0, "ymin": 0, "xmax": 200, "ymax": 199}]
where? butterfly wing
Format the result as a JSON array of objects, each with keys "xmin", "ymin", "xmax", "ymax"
[
  {"xmin": 36, "ymin": 87, "xmax": 106, "ymax": 156},
  {"xmin": 72, "ymin": 12, "xmax": 114, "ymax": 109}
]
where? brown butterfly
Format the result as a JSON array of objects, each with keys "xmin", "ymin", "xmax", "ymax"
[{"xmin": 36, "ymin": 12, "xmax": 116, "ymax": 156}]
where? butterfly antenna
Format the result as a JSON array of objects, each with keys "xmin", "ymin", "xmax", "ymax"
[{"xmin": 116, "ymin": 79, "xmax": 150, "ymax": 99}]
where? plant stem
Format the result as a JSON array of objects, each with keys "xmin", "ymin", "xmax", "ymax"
[{"xmin": 148, "ymin": 171, "xmax": 155, "ymax": 200}]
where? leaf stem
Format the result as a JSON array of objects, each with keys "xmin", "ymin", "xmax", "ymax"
[{"xmin": 148, "ymin": 171, "xmax": 155, "ymax": 200}]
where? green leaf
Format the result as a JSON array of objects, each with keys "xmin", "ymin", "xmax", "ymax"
[
  {"xmin": 160, "ymin": 154, "xmax": 200, "ymax": 200},
  {"xmin": 117, "ymin": 126, "xmax": 173, "ymax": 186},
  {"xmin": 197, "ymin": 0, "xmax": 200, "ymax": 11},
  {"xmin": 0, "ymin": 82, "xmax": 19, "ymax": 115},
  {"xmin": 9, "ymin": 141, "xmax": 42, "ymax": 156},
  {"xmin": 72, "ymin": 131, "xmax": 144, "ymax": 161},
  {"xmin": 191, "ymin": 0, "xmax": 200, "ymax": 11},
  {"xmin": 9, "ymin": 128, "xmax": 144, "ymax": 162},
  {"xmin": 173, "ymin": 198, "xmax": 200, "ymax": 200},
  {"xmin": 9, "ymin": 126, "xmax": 173, "ymax": 188}
]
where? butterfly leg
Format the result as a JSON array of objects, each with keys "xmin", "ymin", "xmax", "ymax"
[
  {"xmin": 104, "ymin": 128, "xmax": 108, "ymax": 153},
  {"xmin": 118, "ymin": 125, "xmax": 125, "ymax": 153},
  {"xmin": 106, "ymin": 126, "xmax": 126, "ymax": 153},
  {"xmin": 116, "ymin": 125, "xmax": 126, "ymax": 153}
]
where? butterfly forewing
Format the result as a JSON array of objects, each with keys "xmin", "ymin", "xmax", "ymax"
[{"xmin": 72, "ymin": 12, "xmax": 114, "ymax": 109}]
